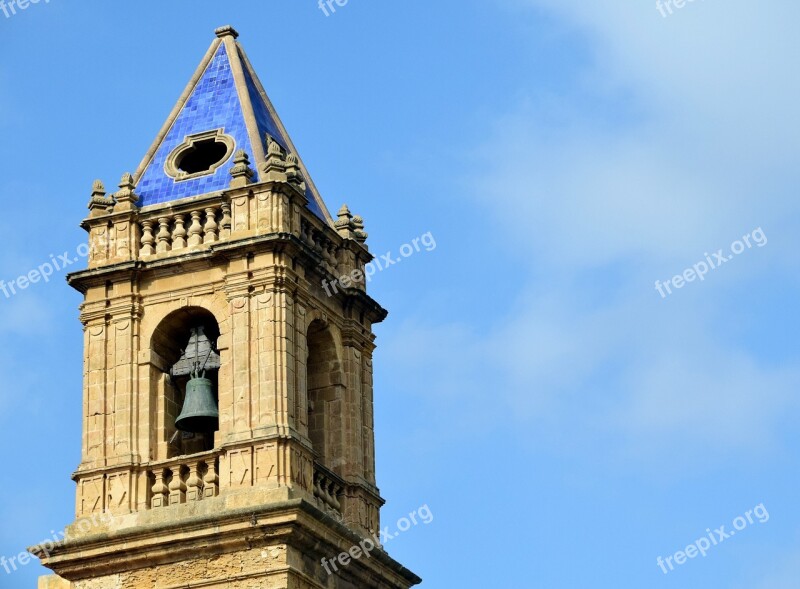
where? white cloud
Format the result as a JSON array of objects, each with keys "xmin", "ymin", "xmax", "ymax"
[
  {"xmin": 515, "ymin": 0, "xmax": 800, "ymax": 149},
  {"xmin": 385, "ymin": 0, "xmax": 800, "ymax": 468},
  {"xmin": 387, "ymin": 276, "xmax": 798, "ymax": 465},
  {"xmin": 741, "ymin": 544, "xmax": 800, "ymax": 589}
]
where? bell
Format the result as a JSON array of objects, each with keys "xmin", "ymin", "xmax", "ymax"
[{"xmin": 175, "ymin": 374, "xmax": 219, "ymax": 433}]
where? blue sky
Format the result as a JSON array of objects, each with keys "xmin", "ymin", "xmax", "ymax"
[{"xmin": 1, "ymin": 1, "xmax": 799, "ymax": 587}]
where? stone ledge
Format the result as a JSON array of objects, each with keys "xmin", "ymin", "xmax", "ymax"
[{"xmin": 32, "ymin": 499, "xmax": 420, "ymax": 587}]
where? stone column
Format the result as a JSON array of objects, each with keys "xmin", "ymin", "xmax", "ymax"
[
  {"xmin": 362, "ymin": 350, "xmax": 377, "ymax": 486},
  {"xmin": 342, "ymin": 345, "xmax": 365, "ymax": 481},
  {"xmin": 83, "ymin": 319, "xmax": 108, "ymax": 467},
  {"xmin": 252, "ymin": 281, "xmax": 296, "ymax": 438},
  {"xmin": 230, "ymin": 293, "xmax": 252, "ymax": 438}
]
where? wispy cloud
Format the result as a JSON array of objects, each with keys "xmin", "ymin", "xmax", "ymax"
[{"xmin": 384, "ymin": 0, "xmax": 800, "ymax": 471}]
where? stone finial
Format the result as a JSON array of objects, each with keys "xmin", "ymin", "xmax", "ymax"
[
  {"xmin": 229, "ymin": 149, "xmax": 255, "ymax": 188},
  {"xmin": 87, "ymin": 180, "xmax": 115, "ymax": 217},
  {"xmin": 91, "ymin": 179, "xmax": 106, "ymax": 197},
  {"xmin": 266, "ymin": 134, "xmax": 283, "ymax": 158},
  {"xmin": 335, "ymin": 204, "xmax": 357, "ymax": 239},
  {"xmin": 335, "ymin": 205, "xmax": 368, "ymax": 244},
  {"xmin": 284, "ymin": 152, "xmax": 306, "ymax": 191},
  {"xmin": 336, "ymin": 204, "xmax": 353, "ymax": 225},
  {"xmin": 261, "ymin": 134, "xmax": 305, "ymax": 191},
  {"xmin": 215, "ymin": 25, "xmax": 239, "ymax": 39},
  {"xmin": 352, "ymin": 215, "xmax": 368, "ymax": 244},
  {"xmin": 113, "ymin": 172, "xmax": 139, "ymax": 212},
  {"xmin": 262, "ymin": 134, "xmax": 287, "ymax": 181}
]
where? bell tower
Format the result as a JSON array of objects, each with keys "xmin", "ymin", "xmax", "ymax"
[{"xmin": 33, "ymin": 26, "xmax": 421, "ymax": 589}]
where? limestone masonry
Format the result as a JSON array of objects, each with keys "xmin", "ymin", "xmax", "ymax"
[{"xmin": 30, "ymin": 25, "xmax": 421, "ymax": 589}]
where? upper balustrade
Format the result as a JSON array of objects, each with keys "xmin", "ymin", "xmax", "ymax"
[{"xmin": 80, "ymin": 151, "xmax": 373, "ymax": 297}]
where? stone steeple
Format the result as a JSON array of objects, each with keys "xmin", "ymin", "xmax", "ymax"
[
  {"xmin": 30, "ymin": 26, "xmax": 420, "ymax": 589},
  {"xmin": 133, "ymin": 25, "xmax": 331, "ymax": 222}
]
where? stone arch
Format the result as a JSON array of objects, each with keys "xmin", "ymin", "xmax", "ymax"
[
  {"xmin": 140, "ymin": 291, "xmax": 230, "ymax": 353},
  {"xmin": 305, "ymin": 316, "xmax": 345, "ymax": 473},
  {"xmin": 149, "ymin": 306, "xmax": 223, "ymax": 459}
]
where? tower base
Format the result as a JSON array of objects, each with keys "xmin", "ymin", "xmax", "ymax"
[{"xmin": 33, "ymin": 500, "xmax": 420, "ymax": 589}]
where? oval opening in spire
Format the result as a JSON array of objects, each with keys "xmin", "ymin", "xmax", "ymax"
[
  {"xmin": 177, "ymin": 139, "xmax": 229, "ymax": 175},
  {"xmin": 164, "ymin": 129, "xmax": 235, "ymax": 182}
]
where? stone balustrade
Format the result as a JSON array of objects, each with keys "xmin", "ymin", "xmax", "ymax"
[
  {"xmin": 301, "ymin": 217, "xmax": 339, "ymax": 276},
  {"xmin": 138, "ymin": 201, "xmax": 231, "ymax": 258},
  {"xmin": 148, "ymin": 450, "xmax": 220, "ymax": 509},
  {"xmin": 313, "ymin": 463, "xmax": 345, "ymax": 519},
  {"xmin": 83, "ymin": 180, "xmax": 373, "ymax": 298}
]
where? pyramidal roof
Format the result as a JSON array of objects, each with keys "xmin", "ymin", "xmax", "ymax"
[{"xmin": 133, "ymin": 26, "xmax": 332, "ymax": 223}]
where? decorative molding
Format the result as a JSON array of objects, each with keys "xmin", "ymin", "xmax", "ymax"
[{"xmin": 164, "ymin": 129, "xmax": 236, "ymax": 182}]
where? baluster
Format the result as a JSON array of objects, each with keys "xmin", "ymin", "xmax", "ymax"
[
  {"xmin": 326, "ymin": 242, "xmax": 338, "ymax": 270},
  {"xmin": 156, "ymin": 217, "xmax": 171, "ymax": 254},
  {"xmin": 168, "ymin": 467, "xmax": 187, "ymax": 506},
  {"xmin": 313, "ymin": 471, "xmax": 322, "ymax": 500},
  {"xmin": 187, "ymin": 211, "xmax": 203, "ymax": 247},
  {"xmin": 203, "ymin": 459, "xmax": 219, "ymax": 499},
  {"xmin": 151, "ymin": 469, "xmax": 169, "ymax": 508},
  {"xmin": 313, "ymin": 234, "xmax": 328, "ymax": 272},
  {"xmin": 319, "ymin": 239, "xmax": 329, "ymax": 267},
  {"xmin": 325, "ymin": 479, "xmax": 335, "ymax": 509},
  {"xmin": 203, "ymin": 207, "xmax": 219, "ymax": 243},
  {"xmin": 140, "ymin": 221, "xmax": 155, "ymax": 257},
  {"xmin": 220, "ymin": 203, "xmax": 232, "ymax": 239},
  {"xmin": 172, "ymin": 213, "xmax": 187, "ymax": 250},
  {"xmin": 323, "ymin": 241, "xmax": 335, "ymax": 273},
  {"xmin": 319, "ymin": 475, "xmax": 328, "ymax": 506},
  {"xmin": 186, "ymin": 461, "xmax": 203, "ymax": 502}
]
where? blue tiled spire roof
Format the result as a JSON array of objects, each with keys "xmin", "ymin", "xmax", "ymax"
[{"xmin": 132, "ymin": 27, "xmax": 331, "ymax": 223}]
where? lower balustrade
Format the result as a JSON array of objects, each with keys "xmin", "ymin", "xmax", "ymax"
[
  {"xmin": 313, "ymin": 463, "xmax": 345, "ymax": 520},
  {"xmin": 148, "ymin": 451, "xmax": 220, "ymax": 508},
  {"xmin": 144, "ymin": 451, "xmax": 347, "ymax": 520}
]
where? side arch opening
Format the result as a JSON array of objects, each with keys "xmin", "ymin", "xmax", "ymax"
[{"xmin": 306, "ymin": 320, "xmax": 344, "ymax": 472}]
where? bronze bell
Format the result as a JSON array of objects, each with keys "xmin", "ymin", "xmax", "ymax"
[{"xmin": 175, "ymin": 372, "xmax": 219, "ymax": 433}]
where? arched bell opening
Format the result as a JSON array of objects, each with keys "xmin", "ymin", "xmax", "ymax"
[
  {"xmin": 151, "ymin": 307, "xmax": 221, "ymax": 459},
  {"xmin": 306, "ymin": 320, "xmax": 344, "ymax": 473}
]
